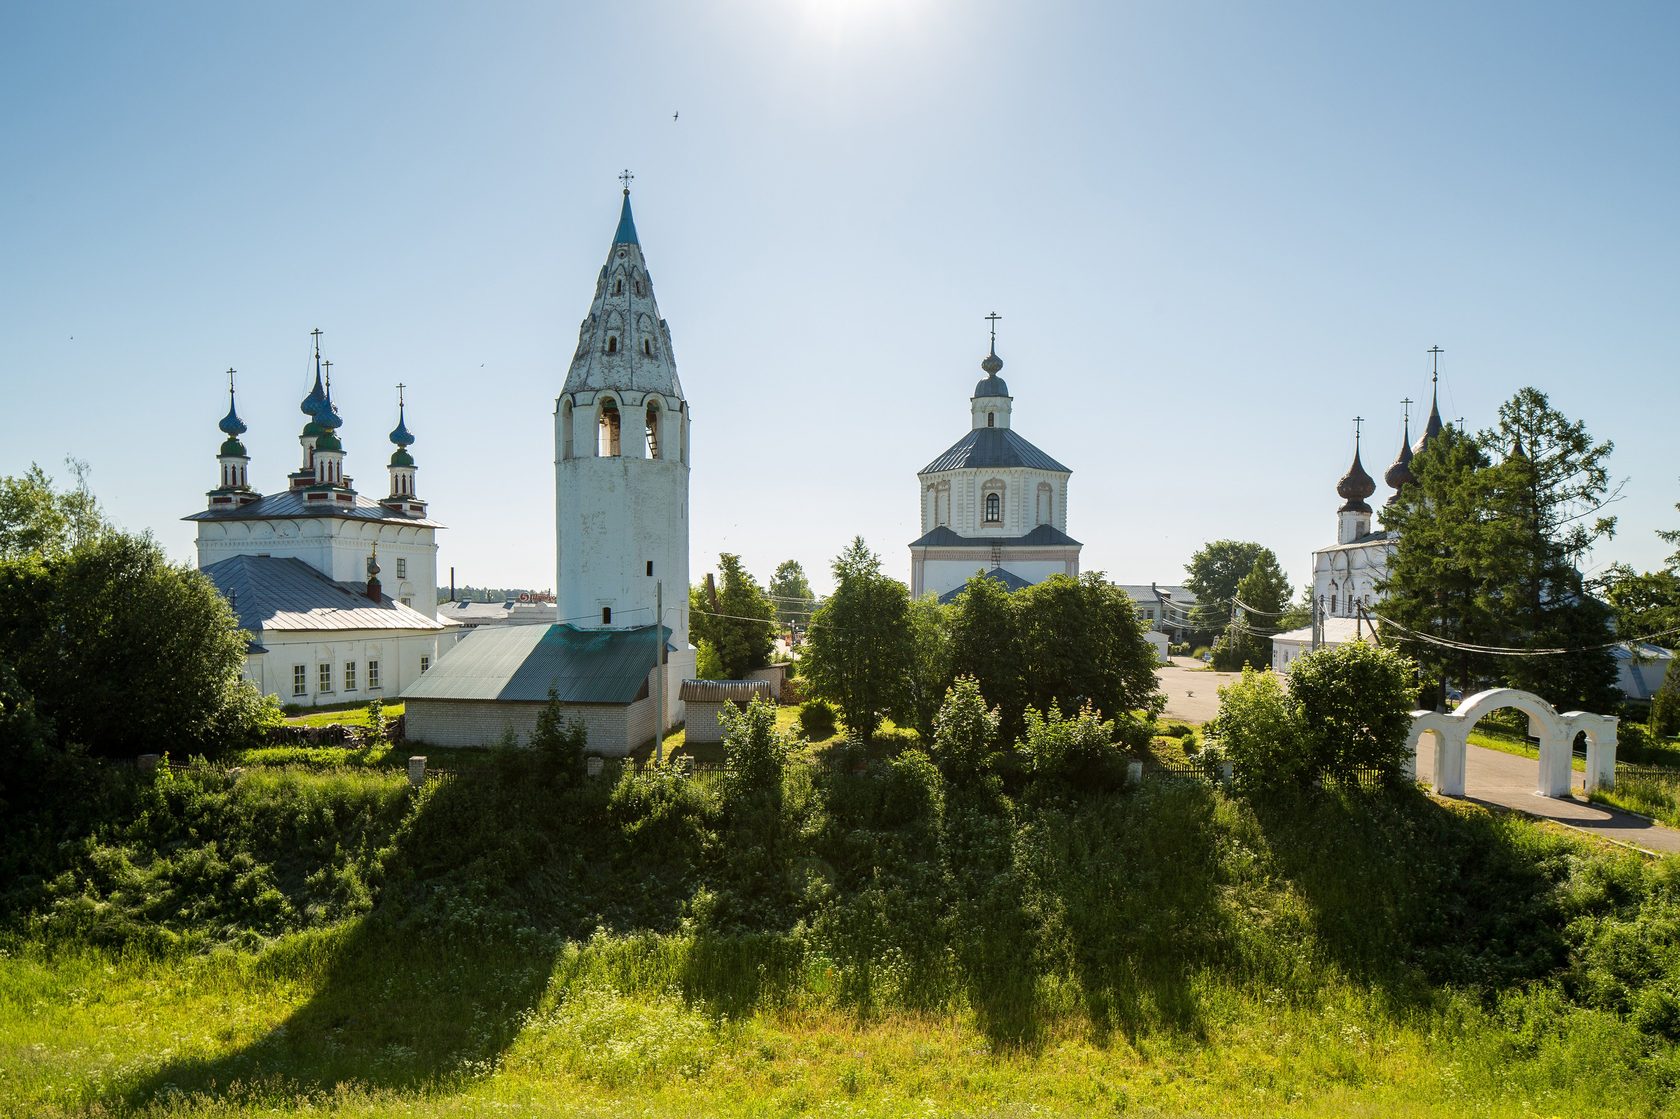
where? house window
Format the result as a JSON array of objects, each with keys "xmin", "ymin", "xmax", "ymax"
[
  {"xmin": 987, "ymin": 413, "xmax": 995, "ymax": 428},
  {"xmin": 984, "ymin": 492, "xmax": 1002, "ymax": 523},
  {"xmin": 345, "ymin": 661, "xmax": 357, "ymax": 691},
  {"xmin": 602, "ymin": 606, "xmax": 613, "ymax": 625},
  {"xmin": 396, "ymin": 558, "xmax": 407, "ymax": 578},
  {"xmin": 401, "ymin": 596, "xmax": 412, "ymax": 607},
  {"xmin": 318, "ymin": 663, "xmax": 333, "ymax": 693},
  {"xmin": 646, "ymin": 560, "xmax": 654, "ymax": 576},
  {"xmin": 293, "ymin": 665, "xmax": 307, "ymax": 697},
  {"xmin": 420, "ymin": 655, "xmax": 431, "ymax": 674}
]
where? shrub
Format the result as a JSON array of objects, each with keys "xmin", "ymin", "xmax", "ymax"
[
  {"xmin": 798, "ymin": 698, "xmax": 838, "ymax": 741},
  {"xmin": 1207, "ymin": 668, "xmax": 1303, "ymax": 795},
  {"xmin": 1289, "ymin": 641, "xmax": 1417, "ymax": 783},
  {"xmin": 1019, "ymin": 703, "xmax": 1136, "ymax": 795},
  {"xmin": 531, "ymin": 687, "xmax": 588, "ymax": 787},
  {"xmin": 1652, "ymin": 663, "xmax": 1680, "ymax": 739},
  {"xmin": 928, "ymin": 677, "xmax": 1002, "ymax": 787}
]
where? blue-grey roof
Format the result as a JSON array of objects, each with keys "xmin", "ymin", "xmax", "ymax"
[
  {"xmin": 973, "ymin": 373, "xmax": 1010, "ymax": 398},
  {"xmin": 203, "ymin": 555, "xmax": 445, "ymax": 634},
  {"xmin": 402, "ymin": 623, "xmax": 667, "ymax": 704},
  {"xmin": 184, "ymin": 489, "xmax": 444, "ymax": 527},
  {"xmin": 936, "ymin": 567, "xmax": 1035, "ymax": 604},
  {"xmin": 613, "ymin": 193, "xmax": 639, "ymax": 246},
  {"xmin": 909, "ymin": 523, "xmax": 1081, "ymax": 549},
  {"xmin": 920, "ymin": 428, "xmax": 1070, "ymax": 474}
]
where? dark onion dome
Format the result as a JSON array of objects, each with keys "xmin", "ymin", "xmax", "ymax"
[
  {"xmin": 1413, "ymin": 392, "xmax": 1443, "ymax": 455},
  {"xmin": 314, "ymin": 430, "xmax": 344, "ymax": 453},
  {"xmin": 1384, "ymin": 422, "xmax": 1415, "ymax": 494},
  {"xmin": 301, "ymin": 370, "xmax": 327, "ymax": 417},
  {"xmin": 389, "ymin": 447, "xmax": 415, "ymax": 468},
  {"xmin": 218, "ymin": 392, "xmax": 247, "ymax": 437},
  {"xmin": 314, "ymin": 394, "xmax": 343, "ymax": 431},
  {"xmin": 1337, "ymin": 446, "xmax": 1376, "ymax": 513},
  {"xmin": 389, "ymin": 407, "xmax": 414, "ymax": 448},
  {"xmin": 973, "ymin": 345, "xmax": 1010, "ymax": 398},
  {"xmin": 219, "ymin": 436, "xmax": 247, "ymax": 457}
]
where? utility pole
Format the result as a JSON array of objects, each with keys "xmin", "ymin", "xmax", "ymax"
[{"xmin": 654, "ymin": 580, "xmax": 665, "ymax": 765}]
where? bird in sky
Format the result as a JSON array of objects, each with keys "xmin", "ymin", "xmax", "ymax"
[{"xmin": 672, "ymin": 111, "xmax": 678, "ymax": 121}]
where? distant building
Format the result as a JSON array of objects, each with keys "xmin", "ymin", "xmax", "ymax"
[
  {"xmin": 405, "ymin": 185, "xmax": 697, "ymax": 753},
  {"xmin": 910, "ymin": 330, "xmax": 1081, "ymax": 601},
  {"xmin": 185, "ymin": 353, "xmax": 449, "ymax": 707},
  {"xmin": 440, "ymin": 597, "xmax": 559, "ymax": 630}
]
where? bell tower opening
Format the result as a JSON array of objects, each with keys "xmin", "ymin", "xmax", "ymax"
[{"xmin": 598, "ymin": 398, "xmax": 621, "ymax": 456}]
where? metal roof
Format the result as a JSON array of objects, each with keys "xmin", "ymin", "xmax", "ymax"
[
  {"xmin": 909, "ymin": 523, "xmax": 1081, "ymax": 549},
  {"xmin": 679, "ymin": 679, "xmax": 776, "ymax": 703},
  {"xmin": 202, "ymin": 555, "xmax": 446, "ymax": 634},
  {"xmin": 184, "ymin": 489, "xmax": 444, "ymax": 528},
  {"xmin": 401, "ymin": 623, "xmax": 667, "ymax": 704},
  {"xmin": 935, "ymin": 567, "xmax": 1035, "ymax": 604},
  {"xmin": 920, "ymin": 428, "xmax": 1070, "ymax": 475}
]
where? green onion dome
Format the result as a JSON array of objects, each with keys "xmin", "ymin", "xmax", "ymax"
[
  {"xmin": 389, "ymin": 447, "xmax": 415, "ymax": 468},
  {"xmin": 314, "ymin": 431, "xmax": 344, "ymax": 453},
  {"xmin": 219, "ymin": 437, "xmax": 247, "ymax": 457}
]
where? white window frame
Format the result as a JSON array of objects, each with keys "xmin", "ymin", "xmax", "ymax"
[
  {"xmin": 368, "ymin": 660, "xmax": 381, "ymax": 690},
  {"xmin": 293, "ymin": 664, "xmax": 307, "ymax": 697},
  {"xmin": 344, "ymin": 661, "xmax": 357, "ymax": 691},
  {"xmin": 318, "ymin": 663, "xmax": 333, "ymax": 693}
]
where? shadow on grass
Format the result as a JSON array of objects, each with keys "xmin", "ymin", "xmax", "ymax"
[
  {"xmin": 112, "ymin": 753, "xmax": 701, "ymax": 1109},
  {"xmin": 1249, "ymin": 783, "xmax": 1567, "ymax": 1006}
]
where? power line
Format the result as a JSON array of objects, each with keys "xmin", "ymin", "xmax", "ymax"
[{"xmin": 1361, "ymin": 607, "xmax": 1680, "ymax": 658}]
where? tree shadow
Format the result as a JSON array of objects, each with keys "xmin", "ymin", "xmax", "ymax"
[
  {"xmin": 110, "ymin": 755, "xmax": 676, "ymax": 1109},
  {"xmin": 1023, "ymin": 780, "xmax": 1224, "ymax": 1046},
  {"xmin": 1248, "ymin": 784, "xmax": 1567, "ymax": 1009}
]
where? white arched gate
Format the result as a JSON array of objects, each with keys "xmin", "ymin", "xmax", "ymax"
[{"xmin": 1406, "ymin": 688, "xmax": 1618, "ymax": 798}]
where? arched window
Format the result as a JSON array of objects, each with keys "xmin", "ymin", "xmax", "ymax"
[
  {"xmin": 598, "ymin": 398, "xmax": 621, "ymax": 456},
  {"xmin": 987, "ymin": 412, "xmax": 995, "ymax": 428},
  {"xmin": 985, "ymin": 492, "xmax": 1002, "ymax": 523},
  {"xmin": 645, "ymin": 400, "xmax": 661, "ymax": 459},
  {"xmin": 607, "ymin": 336, "xmax": 618, "ymax": 354},
  {"xmin": 561, "ymin": 400, "xmax": 574, "ymax": 460}
]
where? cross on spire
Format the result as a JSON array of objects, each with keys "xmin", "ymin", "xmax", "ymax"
[
  {"xmin": 311, "ymin": 327, "xmax": 323, "ymax": 356},
  {"xmin": 396, "ymin": 382, "xmax": 406, "ymax": 407},
  {"xmin": 1427, "ymin": 344, "xmax": 1444, "ymax": 382},
  {"xmin": 227, "ymin": 367, "xmax": 236, "ymax": 393},
  {"xmin": 619, "ymin": 168, "xmax": 634, "ymax": 195},
  {"xmin": 985, "ymin": 311, "xmax": 1001, "ymax": 351},
  {"xmin": 1353, "ymin": 415, "xmax": 1364, "ymax": 447},
  {"xmin": 1401, "ymin": 397, "xmax": 1413, "ymax": 423},
  {"xmin": 322, "ymin": 358, "xmax": 332, "ymax": 396}
]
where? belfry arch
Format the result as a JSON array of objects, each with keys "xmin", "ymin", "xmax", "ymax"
[{"xmin": 1406, "ymin": 688, "xmax": 1618, "ymax": 798}]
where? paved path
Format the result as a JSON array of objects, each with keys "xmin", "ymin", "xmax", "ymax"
[{"xmin": 1151, "ymin": 660, "xmax": 1680, "ymax": 855}]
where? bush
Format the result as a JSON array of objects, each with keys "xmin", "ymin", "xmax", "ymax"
[
  {"xmin": 798, "ymin": 698, "xmax": 838, "ymax": 741},
  {"xmin": 1652, "ymin": 663, "xmax": 1680, "ymax": 739},
  {"xmin": 530, "ymin": 687, "xmax": 588, "ymax": 787},
  {"xmin": 928, "ymin": 677, "xmax": 1002, "ymax": 787},
  {"xmin": 1019, "ymin": 703, "xmax": 1142, "ymax": 795},
  {"xmin": 1207, "ymin": 668, "xmax": 1303, "ymax": 794},
  {"xmin": 1288, "ymin": 641, "xmax": 1417, "ymax": 783}
]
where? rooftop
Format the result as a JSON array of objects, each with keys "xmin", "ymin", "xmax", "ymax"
[
  {"xmin": 920, "ymin": 427, "xmax": 1070, "ymax": 475},
  {"xmin": 402, "ymin": 623, "xmax": 668, "ymax": 704},
  {"xmin": 202, "ymin": 555, "xmax": 445, "ymax": 635}
]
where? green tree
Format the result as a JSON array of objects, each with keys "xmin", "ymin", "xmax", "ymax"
[
  {"xmin": 1211, "ymin": 553, "xmax": 1291, "ymax": 670},
  {"xmin": 927, "ymin": 676, "xmax": 1002, "ymax": 787},
  {"xmin": 1183, "ymin": 540, "xmax": 1275, "ymax": 639},
  {"xmin": 1599, "ymin": 565, "xmax": 1680, "ymax": 644},
  {"xmin": 0, "ymin": 461, "xmax": 103, "ymax": 561},
  {"xmin": 766, "ymin": 559, "xmax": 817, "ymax": 629},
  {"xmin": 689, "ymin": 553, "xmax": 776, "ymax": 679},
  {"xmin": 1287, "ymin": 641, "xmax": 1418, "ymax": 783},
  {"xmin": 0, "ymin": 530, "xmax": 257, "ymax": 755},
  {"xmin": 946, "ymin": 573, "xmax": 1026, "ymax": 736},
  {"xmin": 1016, "ymin": 574, "xmax": 1163, "ymax": 722},
  {"xmin": 801, "ymin": 538, "xmax": 913, "ymax": 740},
  {"xmin": 897, "ymin": 594, "xmax": 953, "ymax": 740}
]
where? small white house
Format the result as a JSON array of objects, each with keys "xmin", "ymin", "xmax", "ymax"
[{"xmin": 678, "ymin": 679, "xmax": 777, "ymax": 745}]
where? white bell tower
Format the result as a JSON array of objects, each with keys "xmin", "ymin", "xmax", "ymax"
[{"xmin": 554, "ymin": 179, "xmax": 693, "ymax": 678}]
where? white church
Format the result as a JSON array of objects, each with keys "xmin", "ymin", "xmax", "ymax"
[
  {"xmin": 909, "ymin": 330, "xmax": 1081, "ymax": 602},
  {"xmin": 187, "ymin": 346, "xmax": 450, "ymax": 706},
  {"xmin": 403, "ymin": 186, "xmax": 696, "ymax": 753},
  {"xmin": 1271, "ymin": 374, "xmax": 1445, "ymax": 670}
]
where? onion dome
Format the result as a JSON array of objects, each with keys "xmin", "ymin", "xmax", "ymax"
[
  {"xmin": 389, "ymin": 405, "xmax": 414, "ymax": 448},
  {"xmin": 973, "ymin": 344, "xmax": 1010, "ymax": 398},
  {"xmin": 314, "ymin": 430, "xmax": 344, "ymax": 453},
  {"xmin": 301, "ymin": 418, "xmax": 325, "ymax": 437},
  {"xmin": 220, "ymin": 436, "xmax": 247, "ymax": 457},
  {"xmin": 219, "ymin": 391, "xmax": 247, "ymax": 437},
  {"xmin": 1384, "ymin": 419, "xmax": 1415, "ymax": 495},
  {"xmin": 389, "ymin": 447, "xmax": 415, "ymax": 468},
  {"xmin": 1413, "ymin": 375, "xmax": 1444, "ymax": 455},
  {"xmin": 300, "ymin": 369, "xmax": 327, "ymax": 418},
  {"xmin": 1337, "ymin": 444, "xmax": 1376, "ymax": 514}
]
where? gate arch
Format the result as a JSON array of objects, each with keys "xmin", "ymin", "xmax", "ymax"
[{"xmin": 1405, "ymin": 688, "xmax": 1618, "ymax": 798}]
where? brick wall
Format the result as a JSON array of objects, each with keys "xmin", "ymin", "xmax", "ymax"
[{"xmin": 405, "ymin": 696, "xmax": 655, "ymax": 756}]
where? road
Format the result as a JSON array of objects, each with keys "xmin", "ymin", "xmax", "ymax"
[{"xmin": 1152, "ymin": 658, "xmax": 1680, "ymax": 855}]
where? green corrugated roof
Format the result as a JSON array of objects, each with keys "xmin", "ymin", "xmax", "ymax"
[{"xmin": 401, "ymin": 623, "xmax": 666, "ymax": 704}]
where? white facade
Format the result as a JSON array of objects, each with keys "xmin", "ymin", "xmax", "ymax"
[
  {"xmin": 196, "ymin": 516, "xmax": 439, "ymax": 617},
  {"xmin": 910, "ymin": 342, "xmax": 1081, "ymax": 601},
  {"xmin": 554, "ymin": 191, "xmax": 696, "ymax": 725},
  {"xmin": 245, "ymin": 628, "xmax": 443, "ymax": 708}
]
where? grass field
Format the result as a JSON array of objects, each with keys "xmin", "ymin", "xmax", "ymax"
[{"xmin": 8, "ymin": 713, "xmax": 1680, "ymax": 1118}]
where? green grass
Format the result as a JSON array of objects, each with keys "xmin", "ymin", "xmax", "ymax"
[
  {"xmin": 1467, "ymin": 726, "xmax": 1587, "ymax": 772},
  {"xmin": 1595, "ymin": 768, "xmax": 1680, "ymax": 828},
  {"xmin": 10, "ymin": 743, "xmax": 1680, "ymax": 1117},
  {"xmin": 283, "ymin": 702, "xmax": 405, "ymax": 729}
]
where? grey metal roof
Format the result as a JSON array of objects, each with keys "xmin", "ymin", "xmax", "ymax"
[
  {"xmin": 908, "ymin": 523, "xmax": 1081, "ymax": 549},
  {"xmin": 184, "ymin": 489, "xmax": 444, "ymax": 528},
  {"xmin": 920, "ymin": 428, "xmax": 1070, "ymax": 475},
  {"xmin": 203, "ymin": 555, "xmax": 446, "ymax": 634},
  {"xmin": 401, "ymin": 623, "xmax": 667, "ymax": 704},
  {"xmin": 678, "ymin": 679, "xmax": 776, "ymax": 703},
  {"xmin": 935, "ymin": 567, "xmax": 1035, "ymax": 604}
]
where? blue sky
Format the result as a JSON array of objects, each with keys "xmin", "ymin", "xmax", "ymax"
[{"xmin": 4, "ymin": 1, "xmax": 1676, "ymax": 597}]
